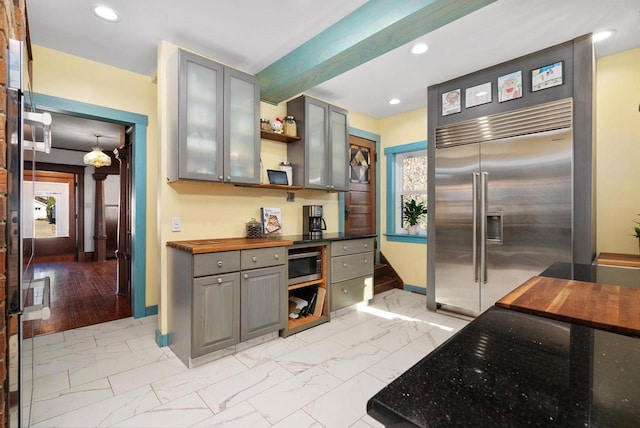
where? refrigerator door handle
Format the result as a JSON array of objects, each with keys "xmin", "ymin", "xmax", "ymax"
[
  {"xmin": 480, "ymin": 172, "xmax": 488, "ymax": 283},
  {"xmin": 472, "ymin": 172, "xmax": 479, "ymax": 283}
]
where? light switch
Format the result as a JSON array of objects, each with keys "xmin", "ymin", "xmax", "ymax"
[{"xmin": 171, "ymin": 217, "xmax": 181, "ymax": 232}]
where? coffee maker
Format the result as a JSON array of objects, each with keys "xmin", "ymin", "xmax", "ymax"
[{"xmin": 302, "ymin": 205, "xmax": 326, "ymax": 238}]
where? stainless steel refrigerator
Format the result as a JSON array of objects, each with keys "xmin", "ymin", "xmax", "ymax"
[
  {"xmin": 434, "ymin": 99, "xmax": 573, "ymax": 316},
  {"xmin": 6, "ymin": 38, "xmax": 52, "ymax": 427}
]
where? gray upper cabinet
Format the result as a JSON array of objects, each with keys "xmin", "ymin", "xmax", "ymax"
[
  {"xmin": 168, "ymin": 49, "xmax": 260, "ymax": 184},
  {"xmin": 287, "ymin": 95, "xmax": 349, "ymax": 191}
]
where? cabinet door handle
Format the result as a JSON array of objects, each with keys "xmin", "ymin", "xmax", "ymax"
[
  {"xmin": 217, "ymin": 261, "xmax": 223, "ymax": 267},
  {"xmin": 244, "ymin": 273, "xmax": 249, "ymax": 279},
  {"xmin": 252, "ymin": 256, "xmax": 258, "ymax": 262},
  {"xmin": 343, "ymin": 288, "xmax": 348, "ymax": 294},
  {"xmin": 217, "ymin": 278, "xmax": 222, "ymax": 284},
  {"xmin": 364, "ymin": 259, "xmax": 368, "ymax": 264},
  {"xmin": 218, "ymin": 176, "xmax": 224, "ymax": 181},
  {"xmin": 274, "ymin": 254, "xmax": 279, "ymax": 260},
  {"xmin": 227, "ymin": 176, "xmax": 231, "ymax": 181}
]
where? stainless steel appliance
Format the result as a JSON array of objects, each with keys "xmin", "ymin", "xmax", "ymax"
[
  {"xmin": 6, "ymin": 39, "xmax": 52, "ymax": 427},
  {"xmin": 302, "ymin": 205, "xmax": 326, "ymax": 238},
  {"xmin": 288, "ymin": 249, "xmax": 322, "ymax": 285},
  {"xmin": 434, "ymin": 99, "xmax": 573, "ymax": 316}
]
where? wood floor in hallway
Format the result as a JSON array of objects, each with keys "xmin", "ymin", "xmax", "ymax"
[{"xmin": 24, "ymin": 259, "xmax": 131, "ymax": 338}]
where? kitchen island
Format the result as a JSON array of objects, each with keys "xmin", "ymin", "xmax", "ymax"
[{"xmin": 367, "ymin": 263, "xmax": 640, "ymax": 427}]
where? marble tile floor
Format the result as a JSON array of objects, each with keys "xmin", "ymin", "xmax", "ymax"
[{"xmin": 23, "ymin": 289, "xmax": 469, "ymax": 428}]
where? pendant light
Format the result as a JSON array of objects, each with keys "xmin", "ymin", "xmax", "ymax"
[{"xmin": 83, "ymin": 134, "xmax": 111, "ymax": 167}]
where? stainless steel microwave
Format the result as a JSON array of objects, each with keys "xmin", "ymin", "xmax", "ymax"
[{"xmin": 288, "ymin": 250, "xmax": 322, "ymax": 285}]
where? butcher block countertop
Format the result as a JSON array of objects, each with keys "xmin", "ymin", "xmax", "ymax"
[
  {"xmin": 167, "ymin": 237, "xmax": 294, "ymax": 254},
  {"xmin": 596, "ymin": 252, "xmax": 640, "ymax": 268},
  {"xmin": 496, "ymin": 275, "xmax": 640, "ymax": 337}
]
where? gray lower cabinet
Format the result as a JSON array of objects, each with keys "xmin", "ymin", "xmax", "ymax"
[
  {"xmin": 193, "ymin": 272, "xmax": 240, "ymax": 357},
  {"xmin": 168, "ymin": 246, "xmax": 285, "ymax": 368},
  {"xmin": 330, "ymin": 238, "xmax": 374, "ymax": 311},
  {"xmin": 241, "ymin": 265, "xmax": 286, "ymax": 341}
]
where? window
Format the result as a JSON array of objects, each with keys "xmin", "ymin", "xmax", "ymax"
[{"xmin": 384, "ymin": 141, "xmax": 427, "ymax": 243}]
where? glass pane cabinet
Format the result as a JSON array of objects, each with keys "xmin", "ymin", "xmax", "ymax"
[
  {"xmin": 168, "ymin": 49, "xmax": 260, "ymax": 184},
  {"xmin": 287, "ymin": 95, "xmax": 349, "ymax": 191}
]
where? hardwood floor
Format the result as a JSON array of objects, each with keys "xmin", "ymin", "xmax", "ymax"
[{"xmin": 24, "ymin": 259, "xmax": 131, "ymax": 338}]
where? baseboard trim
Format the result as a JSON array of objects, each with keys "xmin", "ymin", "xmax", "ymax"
[
  {"xmin": 403, "ymin": 284, "xmax": 426, "ymax": 294},
  {"xmin": 155, "ymin": 329, "xmax": 168, "ymax": 347},
  {"xmin": 145, "ymin": 305, "xmax": 158, "ymax": 316}
]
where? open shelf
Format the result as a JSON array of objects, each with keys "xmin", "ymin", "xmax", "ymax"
[
  {"xmin": 288, "ymin": 278, "xmax": 324, "ymax": 291},
  {"xmin": 260, "ymin": 130, "xmax": 301, "ymax": 143}
]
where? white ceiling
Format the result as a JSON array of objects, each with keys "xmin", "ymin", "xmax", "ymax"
[{"xmin": 26, "ymin": 0, "xmax": 640, "ymax": 151}]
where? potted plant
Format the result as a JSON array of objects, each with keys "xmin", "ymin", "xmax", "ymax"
[{"xmin": 403, "ymin": 199, "xmax": 427, "ymax": 235}]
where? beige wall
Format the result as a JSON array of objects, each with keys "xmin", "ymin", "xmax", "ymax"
[
  {"xmin": 31, "ymin": 45, "xmax": 161, "ymax": 307},
  {"xmin": 596, "ymin": 48, "xmax": 640, "ymax": 255},
  {"xmin": 379, "ymin": 107, "xmax": 428, "ymax": 290}
]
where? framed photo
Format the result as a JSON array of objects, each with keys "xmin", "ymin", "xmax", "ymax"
[
  {"xmin": 531, "ymin": 61, "xmax": 563, "ymax": 92},
  {"xmin": 465, "ymin": 82, "xmax": 492, "ymax": 108},
  {"xmin": 442, "ymin": 89, "xmax": 461, "ymax": 116},
  {"xmin": 497, "ymin": 71, "xmax": 522, "ymax": 102}
]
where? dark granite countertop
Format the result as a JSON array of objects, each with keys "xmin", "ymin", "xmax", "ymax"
[
  {"xmin": 368, "ymin": 263, "xmax": 640, "ymax": 427},
  {"xmin": 281, "ymin": 232, "xmax": 376, "ymax": 245}
]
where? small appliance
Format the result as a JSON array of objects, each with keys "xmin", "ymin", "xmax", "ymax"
[
  {"xmin": 288, "ymin": 249, "xmax": 322, "ymax": 285},
  {"xmin": 302, "ymin": 205, "xmax": 326, "ymax": 238}
]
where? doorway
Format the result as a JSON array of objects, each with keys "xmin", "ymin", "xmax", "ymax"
[{"xmin": 23, "ymin": 112, "xmax": 133, "ymax": 337}]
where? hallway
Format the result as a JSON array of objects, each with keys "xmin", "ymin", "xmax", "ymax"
[{"xmin": 25, "ymin": 259, "xmax": 131, "ymax": 338}]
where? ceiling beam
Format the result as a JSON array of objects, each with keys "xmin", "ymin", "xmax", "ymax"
[{"xmin": 257, "ymin": 0, "xmax": 496, "ymax": 105}]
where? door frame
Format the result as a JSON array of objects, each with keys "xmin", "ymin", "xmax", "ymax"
[
  {"xmin": 24, "ymin": 163, "xmax": 84, "ymax": 260},
  {"xmin": 340, "ymin": 128, "xmax": 381, "ymax": 261},
  {"xmin": 32, "ymin": 93, "xmax": 149, "ymax": 318}
]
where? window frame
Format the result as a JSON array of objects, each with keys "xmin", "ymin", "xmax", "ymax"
[{"xmin": 384, "ymin": 141, "xmax": 428, "ymax": 244}]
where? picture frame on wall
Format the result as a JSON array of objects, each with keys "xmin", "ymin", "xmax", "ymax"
[
  {"xmin": 497, "ymin": 70, "xmax": 523, "ymax": 102},
  {"xmin": 531, "ymin": 61, "xmax": 563, "ymax": 92},
  {"xmin": 465, "ymin": 82, "xmax": 492, "ymax": 108},
  {"xmin": 442, "ymin": 89, "xmax": 461, "ymax": 116}
]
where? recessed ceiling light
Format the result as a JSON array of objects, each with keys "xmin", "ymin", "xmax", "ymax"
[
  {"xmin": 388, "ymin": 98, "xmax": 401, "ymax": 105},
  {"xmin": 411, "ymin": 43, "xmax": 429, "ymax": 55},
  {"xmin": 592, "ymin": 30, "xmax": 615, "ymax": 42},
  {"xmin": 92, "ymin": 5, "xmax": 120, "ymax": 22}
]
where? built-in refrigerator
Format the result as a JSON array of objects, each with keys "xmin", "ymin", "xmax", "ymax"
[
  {"xmin": 434, "ymin": 99, "xmax": 573, "ymax": 316},
  {"xmin": 6, "ymin": 38, "xmax": 52, "ymax": 427}
]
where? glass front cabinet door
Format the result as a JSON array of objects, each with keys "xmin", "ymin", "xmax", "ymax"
[
  {"xmin": 168, "ymin": 49, "xmax": 260, "ymax": 184},
  {"xmin": 287, "ymin": 95, "xmax": 349, "ymax": 191}
]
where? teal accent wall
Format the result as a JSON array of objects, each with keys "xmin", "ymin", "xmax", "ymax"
[
  {"xmin": 32, "ymin": 93, "xmax": 149, "ymax": 319},
  {"xmin": 384, "ymin": 140, "xmax": 428, "ymax": 244}
]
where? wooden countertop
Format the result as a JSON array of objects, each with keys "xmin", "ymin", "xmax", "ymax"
[
  {"xmin": 496, "ymin": 275, "xmax": 640, "ymax": 337},
  {"xmin": 597, "ymin": 252, "xmax": 640, "ymax": 268},
  {"xmin": 167, "ymin": 237, "xmax": 294, "ymax": 254}
]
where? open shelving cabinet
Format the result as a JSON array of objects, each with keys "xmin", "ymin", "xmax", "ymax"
[{"xmin": 281, "ymin": 245, "xmax": 329, "ymax": 337}]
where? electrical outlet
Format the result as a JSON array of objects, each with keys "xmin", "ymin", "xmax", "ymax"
[{"xmin": 171, "ymin": 217, "xmax": 181, "ymax": 232}]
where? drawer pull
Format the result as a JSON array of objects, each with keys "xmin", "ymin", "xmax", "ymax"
[
  {"xmin": 343, "ymin": 245, "xmax": 347, "ymax": 251},
  {"xmin": 217, "ymin": 278, "xmax": 222, "ymax": 284},
  {"xmin": 217, "ymin": 261, "xmax": 223, "ymax": 267},
  {"xmin": 363, "ymin": 243, "xmax": 368, "ymax": 248},
  {"xmin": 343, "ymin": 262, "xmax": 347, "ymax": 268},
  {"xmin": 343, "ymin": 288, "xmax": 348, "ymax": 294},
  {"xmin": 244, "ymin": 273, "xmax": 249, "ymax": 279},
  {"xmin": 274, "ymin": 254, "xmax": 279, "ymax": 260},
  {"xmin": 252, "ymin": 256, "xmax": 258, "ymax": 262},
  {"xmin": 364, "ymin": 259, "xmax": 368, "ymax": 264}
]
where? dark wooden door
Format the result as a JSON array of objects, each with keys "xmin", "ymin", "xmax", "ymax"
[{"xmin": 345, "ymin": 135, "xmax": 376, "ymax": 236}]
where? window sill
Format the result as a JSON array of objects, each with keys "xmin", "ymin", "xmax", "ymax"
[{"xmin": 384, "ymin": 233, "xmax": 427, "ymax": 244}]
